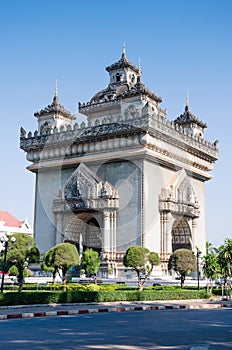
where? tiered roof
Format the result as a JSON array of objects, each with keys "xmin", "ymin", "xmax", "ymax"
[
  {"xmin": 34, "ymin": 85, "xmax": 75, "ymax": 120},
  {"xmin": 106, "ymin": 51, "xmax": 140, "ymax": 74},
  {"xmin": 174, "ymin": 101, "xmax": 207, "ymax": 129}
]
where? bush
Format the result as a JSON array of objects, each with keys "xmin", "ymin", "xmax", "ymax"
[
  {"xmin": 9, "ymin": 265, "xmax": 18, "ymax": 276},
  {"xmin": 0, "ymin": 288, "xmax": 211, "ymax": 306}
]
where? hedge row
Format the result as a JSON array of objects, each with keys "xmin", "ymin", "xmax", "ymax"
[
  {"xmin": 4, "ymin": 283, "xmax": 130, "ymax": 292},
  {"xmin": 0, "ymin": 289, "xmax": 210, "ymax": 306}
]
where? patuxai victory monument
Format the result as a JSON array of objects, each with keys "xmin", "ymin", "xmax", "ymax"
[{"xmin": 20, "ymin": 48, "xmax": 218, "ymax": 277}]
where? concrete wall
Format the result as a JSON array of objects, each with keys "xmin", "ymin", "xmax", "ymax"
[
  {"xmin": 190, "ymin": 177, "xmax": 206, "ymax": 255},
  {"xmin": 96, "ymin": 159, "xmax": 142, "ymax": 252},
  {"xmin": 34, "ymin": 167, "xmax": 75, "ymax": 255},
  {"xmin": 143, "ymin": 159, "xmax": 175, "ymax": 253}
]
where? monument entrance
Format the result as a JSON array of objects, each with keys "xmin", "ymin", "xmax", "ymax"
[
  {"xmin": 64, "ymin": 213, "xmax": 102, "ymax": 253},
  {"xmin": 172, "ymin": 218, "xmax": 192, "ymax": 252}
]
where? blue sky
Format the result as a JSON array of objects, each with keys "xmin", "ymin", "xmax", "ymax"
[{"xmin": 0, "ymin": 0, "xmax": 231, "ymax": 248}]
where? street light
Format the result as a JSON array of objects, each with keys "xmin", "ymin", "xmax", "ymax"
[
  {"xmin": 0, "ymin": 234, "xmax": 16, "ymax": 293},
  {"xmin": 196, "ymin": 247, "xmax": 201, "ymax": 291}
]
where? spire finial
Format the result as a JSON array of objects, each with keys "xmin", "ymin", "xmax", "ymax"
[
  {"xmin": 53, "ymin": 79, "xmax": 60, "ymax": 105},
  {"xmin": 122, "ymin": 40, "xmax": 126, "ymax": 57},
  {"xmin": 185, "ymin": 90, "xmax": 189, "ymax": 111},
  {"xmin": 136, "ymin": 57, "xmax": 142, "ymax": 85},
  {"xmin": 138, "ymin": 57, "xmax": 141, "ymax": 74},
  {"xmin": 55, "ymin": 79, "xmax": 58, "ymax": 97}
]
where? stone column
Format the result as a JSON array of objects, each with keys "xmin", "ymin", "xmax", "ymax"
[
  {"xmin": 103, "ymin": 211, "xmax": 110, "ymax": 258},
  {"xmin": 191, "ymin": 218, "xmax": 197, "ymax": 249},
  {"xmin": 163, "ymin": 213, "xmax": 167, "ymax": 254},
  {"xmin": 109, "ymin": 211, "xmax": 117, "ymax": 261},
  {"xmin": 112, "ymin": 210, "xmax": 118, "ymax": 277},
  {"xmin": 166, "ymin": 212, "xmax": 173, "ymax": 255},
  {"xmin": 55, "ymin": 212, "xmax": 63, "ymax": 245},
  {"xmin": 113, "ymin": 211, "xmax": 117, "ymax": 256},
  {"xmin": 109, "ymin": 211, "xmax": 114, "ymax": 260},
  {"xmin": 160, "ymin": 213, "xmax": 163, "ymax": 253}
]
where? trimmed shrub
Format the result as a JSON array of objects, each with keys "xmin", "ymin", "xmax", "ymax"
[{"xmin": 0, "ymin": 288, "xmax": 210, "ymax": 306}]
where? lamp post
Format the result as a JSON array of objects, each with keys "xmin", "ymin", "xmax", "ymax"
[
  {"xmin": 196, "ymin": 247, "xmax": 201, "ymax": 291},
  {"xmin": 0, "ymin": 235, "xmax": 16, "ymax": 293}
]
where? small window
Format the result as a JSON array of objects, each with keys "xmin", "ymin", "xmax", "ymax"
[{"xmin": 116, "ymin": 73, "xmax": 121, "ymax": 82}]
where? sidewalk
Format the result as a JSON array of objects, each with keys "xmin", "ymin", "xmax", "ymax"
[{"xmin": 0, "ymin": 298, "xmax": 231, "ymax": 320}]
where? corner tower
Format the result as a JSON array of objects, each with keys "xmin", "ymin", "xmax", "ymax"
[{"xmin": 34, "ymin": 82, "xmax": 75, "ymax": 131}]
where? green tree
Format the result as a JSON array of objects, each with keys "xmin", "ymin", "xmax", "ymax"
[
  {"xmin": 81, "ymin": 249, "xmax": 100, "ymax": 282},
  {"xmin": 168, "ymin": 249, "xmax": 196, "ymax": 288},
  {"xmin": 217, "ymin": 238, "xmax": 232, "ymax": 287},
  {"xmin": 123, "ymin": 246, "xmax": 160, "ymax": 291},
  {"xmin": 6, "ymin": 233, "xmax": 36, "ymax": 292},
  {"xmin": 206, "ymin": 241, "xmax": 218, "ymax": 255},
  {"xmin": 203, "ymin": 253, "xmax": 220, "ymax": 293},
  {"xmin": 42, "ymin": 243, "xmax": 79, "ymax": 291},
  {"xmin": 9, "ymin": 265, "xmax": 18, "ymax": 276},
  {"xmin": 28, "ymin": 246, "xmax": 40, "ymax": 264}
]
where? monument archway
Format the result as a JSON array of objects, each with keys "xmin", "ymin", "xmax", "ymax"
[
  {"xmin": 172, "ymin": 218, "xmax": 192, "ymax": 252},
  {"xmin": 64, "ymin": 213, "xmax": 102, "ymax": 253}
]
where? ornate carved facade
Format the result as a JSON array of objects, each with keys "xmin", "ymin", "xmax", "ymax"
[{"xmin": 20, "ymin": 48, "xmax": 218, "ymax": 276}]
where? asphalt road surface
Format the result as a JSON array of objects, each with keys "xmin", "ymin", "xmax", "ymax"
[{"xmin": 0, "ymin": 308, "xmax": 231, "ymax": 349}]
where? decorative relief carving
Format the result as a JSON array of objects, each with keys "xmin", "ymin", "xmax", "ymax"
[
  {"xmin": 53, "ymin": 163, "xmax": 119, "ymax": 213},
  {"xmin": 159, "ymin": 169, "xmax": 200, "ymax": 218},
  {"xmin": 124, "ymin": 104, "xmax": 140, "ymax": 119},
  {"xmin": 20, "ymin": 107, "xmax": 218, "ymax": 174}
]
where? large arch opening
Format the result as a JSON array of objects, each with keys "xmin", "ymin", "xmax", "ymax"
[
  {"xmin": 172, "ymin": 218, "xmax": 192, "ymax": 252},
  {"xmin": 64, "ymin": 213, "xmax": 102, "ymax": 254}
]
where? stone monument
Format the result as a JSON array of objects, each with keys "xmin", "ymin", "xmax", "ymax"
[{"xmin": 20, "ymin": 48, "xmax": 218, "ymax": 276}]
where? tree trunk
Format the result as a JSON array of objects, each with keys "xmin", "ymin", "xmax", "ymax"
[
  {"xmin": 52, "ymin": 271, "xmax": 56, "ymax": 285},
  {"xmin": 17, "ymin": 269, "xmax": 24, "ymax": 292},
  {"xmin": 62, "ymin": 276, "xmax": 66, "ymax": 291},
  {"xmin": 209, "ymin": 278, "xmax": 213, "ymax": 294},
  {"xmin": 62, "ymin": 269, "xmax": 67, "ymax": 292},
  {"xmin": 137, "ymin": 271, "xmax": 144, "ymax": 291},
  {"xmin": 180, "ymin": 275, "xmax": 185, "ymax": 288}
]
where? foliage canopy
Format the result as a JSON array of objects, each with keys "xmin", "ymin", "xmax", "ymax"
[
  {"xmin": 123, "ymin": 246, "xmax": 160, "ymax": 291},
  {"xmin": 42, "ymin": 243, "xmax": 79, "ymax": 291},
  {"xmin": 6, "ymin": 233, "xmax": 38, "ymax": 292},
  {"xmin": 81, "ymin": 248, "xmax": 100, "ymax": 278},
  {"xmin": 168, "ymin": 249, "xmax": 196, "ymax": 288}
]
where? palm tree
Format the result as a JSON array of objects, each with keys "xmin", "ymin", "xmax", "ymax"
[
  {"xmin": 206, "ymin": 241, "xmax": 218, "ymax": 255},
  {"xmin": 217, "ymin": 238, "xmax": 232, "ymax": 287}
]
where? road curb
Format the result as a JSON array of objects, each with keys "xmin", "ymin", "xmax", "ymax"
[{"xmin": 0, "ymin": 302, "xmax": 229, "ymax": 321}]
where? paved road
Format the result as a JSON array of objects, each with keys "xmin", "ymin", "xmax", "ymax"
[
  {"xmin": 0, "ymin": 308, "xmax": 231, "ymax": 349},
  {"xmin": 0, "ymin": 298, "xmax": 228, "ymax": 318}
]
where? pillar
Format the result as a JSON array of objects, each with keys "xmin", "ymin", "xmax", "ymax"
[
  {"xmin": 55, "ymin": 212, "xmax": 63, "ymax": 245},
  {"xmin": 103, "ymin": 211, "xmax": 110, "ymax": 257},
  {"xmin": 166, "ymin": 212, "xmax": 173, "ymax": 255},
  {"xmin": 191, "ymin": 218, "xmax": 197, "ymax": 250}
]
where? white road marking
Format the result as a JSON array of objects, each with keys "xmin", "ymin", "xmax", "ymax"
[{"xmin": 190, "ymin": 346, "xmax": 209, "ymax": 350}]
